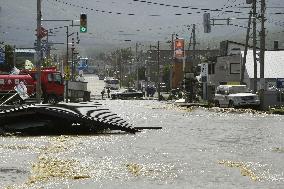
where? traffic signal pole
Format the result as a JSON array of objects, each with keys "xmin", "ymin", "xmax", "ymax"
[{"xmin": 36, "ymin": 0, "xmax": 42, "ymax": 103}]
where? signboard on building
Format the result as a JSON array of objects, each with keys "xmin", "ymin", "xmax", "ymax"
[
  {"xmin": 174, "ymin": 39, "xmax": 185, "ymax": 59},
  {"xmin": 0, "ymin": 47, "xmax": 5, "ymax": 65},
  {"xmin": 276, "ymin": 78, "xmax": 284, "ymax": 88}
]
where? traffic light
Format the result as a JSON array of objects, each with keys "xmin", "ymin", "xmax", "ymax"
[
  {"xmin": 203, "ymin": 13, "xmax": 211, "ymax": 33},
  {"xmin": 80, "ymin": 13, "xmax": 87, "ymax": 33}
]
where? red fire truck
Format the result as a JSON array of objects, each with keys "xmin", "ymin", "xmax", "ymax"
[{"xmin": 0, "ymin": 67, "xmax": 65, "ymax": 104}]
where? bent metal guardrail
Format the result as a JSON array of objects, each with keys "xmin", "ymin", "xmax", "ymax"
[{"xmin": 0, "ymin": 102, "xmax": 138, "ymax": 135}]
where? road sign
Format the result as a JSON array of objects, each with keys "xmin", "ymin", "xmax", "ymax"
[
  {"xmin": 276, "ymin": 78, "xmax": 284, "ymax": 88},
  {"xmin": 200, "ymin": 63, "xmax": 208, "ymax": 83},
  {"xmin": 0, "ymin": 47, "xmax": 5, "ymax": 65},
  {"xmin": 35, "ymin": 26, "xmax": 48, "ymax": 39}
]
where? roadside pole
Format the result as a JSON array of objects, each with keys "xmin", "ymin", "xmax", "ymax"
[
  {"xmin": 136, "ymin": 42, "xmax": 139, "ymax": 90},
  {"xmin": 252, "ymin": 0, "xmax": 257, "ymax": 93},
  {"xmin": 182, "ymin": 57, "xmax": 186, "ymax": 90},
  {"xmin": 157, "ymin": 41, "xmax": 160, "ymax": 100},
  {"xmin": 170, "ymin": 33, "xmax": 175, "ymax": 90},
  {"xmin": 71, "ymin": 37, "xmax": 75, "ymax": 80},
  {"xmin": 13, "ymin": 45, "xmax": 16, "ymax": 67},
  {"xmin": 241, "ymin": 10, "xmax": 252, "ymax": 84},
  {"xmin": 65, "ymin": 26, "xmax": 69, "ymax": 102},
  {"xmin": 259, "ymin": 0, "xmax": 266, "ymax": 86},
  {"xmin": 36, "ymin": 0, "xmax": 42, "ymax": 103},
  {"xmin": 258, "ymin": 0, "xmax": 266, "ymax": 110}
]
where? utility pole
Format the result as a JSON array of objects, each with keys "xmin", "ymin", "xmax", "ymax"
[
  {"xmin": 36, "ymin": 0, "xmax": 42, "ymax": 103},
  {"xmin": 136, "ymin": 42, "xmax": 139, "ymax": 90},
  {"xmin": 192, "ymin": 24, "xmax": 196, "ymax": 65},
  {"xmin": 157, "ymin": 41, "xmax": 160, "ymax": 100},
  {"xmin": 259, "ymin": 0, "xmax": 266, "ymax": 83},
  {"xmin": 13, "ymin": 45, "xmax": 16, "ymax": 67},
  {"xmin": 71, "ymin": 37, "xmax": 75, "ymax": 80},
  {"xmin": 65, "ymin": 26, "xmax": 69, "ymax": 102},
  {"xmin": 252, "ymin": 0, "xmax": 257, "ymax": 93},
  {"xmin": 190, "ymin": 24, "xmax": 196, "ymax": 102},
  {"xmin": 170, "ymin": 33, "xmax": 175, "ymax": 90},
  {"xmin": 119, "ymin": 50, "xmax": 122, "ymax": 88},
  {"xmin": 258, "ymin": 0, "xmax": 266, "ymax": 109},
  {"xmin": 46, "ymin": 30, "xmax": 51, "ymax": 61},
  {"xmin": 241, "ymin": 10, "xmax": 252, "ymax": 84}
]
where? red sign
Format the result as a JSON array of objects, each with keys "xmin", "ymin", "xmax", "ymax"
[
  {"xmin": 174, "ymin": 39, "xmax": 185, "ymax": 59},
  {"xmin": 35, "ymin": 26, "xmax": 48, "ymax": 39}
]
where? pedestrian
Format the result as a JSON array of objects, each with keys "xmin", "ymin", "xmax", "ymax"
[
  {"xmin": 142, "ymin": 85, "xmax": 145, "ymax": 97},
  {"xmin": 76, "ymin": 70, "xmax": 85, "ymax": 82},
  {"xmin": 107, "ymin": 88, "xmax": 110, "ymax": 98},
  {"xmin": 146, "ymin": 85, "xmax": 150, "ymax": 97},
  {"xmin": 101, "ymin": 88, "xmax": 105, "ymax": 99}
]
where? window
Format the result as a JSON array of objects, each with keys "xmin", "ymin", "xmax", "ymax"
[
  {"xmin": 277, "ymin": 92, "xmax": 284, "ymax": 102},
  {"xmin": 209, "ymin": 63, "xmax": 215, "ymax": 75},
  {"xmin": 230, "ymin": 63, "xmax": 240, "ymax": 74},
  {"xmin": 53, "ymin": 73, "xmax": 62, "ymax": 84},
  {"xmin": 110, "ymin": 80, "xmax": 119, "ymax": 84},
  {"xmin": 48, "ymin": 73, "xmax": 53, "ymax": 82}
]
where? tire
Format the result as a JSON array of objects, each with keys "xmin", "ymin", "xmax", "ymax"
[
  {"xmin": 214, "ymin": 100, "xmax": 220, "ymax": 107},
  {"xmin": 46, "ymin": 95, "xmax": 58, "ymax": 104},
  {"xmin": 228, "ymin": 100, "xmax": 234, "ymax": 108}
]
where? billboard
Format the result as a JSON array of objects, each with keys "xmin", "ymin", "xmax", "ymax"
[{"xmin": 174, "ymin": 39, "xmax": 185, "ymax": 59}]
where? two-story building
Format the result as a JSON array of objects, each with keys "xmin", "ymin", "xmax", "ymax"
[{"xmin": 206, "ymin": 40, "xmax": 284, "ymax": 109}]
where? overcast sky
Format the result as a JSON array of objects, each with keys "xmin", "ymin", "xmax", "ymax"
[{"xmin": 0, "ymin": 0, "xmax": 283, "ymax": 53}]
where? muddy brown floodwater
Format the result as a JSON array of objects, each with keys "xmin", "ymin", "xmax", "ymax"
[{"xmin": 0, "ymin": 100, "xmax": 283, "ymax": 189}]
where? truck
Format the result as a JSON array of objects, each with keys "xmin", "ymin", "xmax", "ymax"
[
  {"xmin": 104, "ymin": 77, "xmax": 119, "ymax": 90},
  {"xmin": 21, "ymin": 67, "xmax": 65, "ymax": 104},
  {"xmin": 0, "ymin": 67, "xmax": 65, "ymax": 104}
]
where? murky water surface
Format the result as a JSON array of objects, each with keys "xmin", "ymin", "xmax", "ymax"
[{"xmin": 1, "ymin": 100, "xmax": 283, "ymax": 189}]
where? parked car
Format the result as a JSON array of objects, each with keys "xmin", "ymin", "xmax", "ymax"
[
  {"xmin": 214, "ymin": 85, "xmax": 260, "ymax": 108},
  {"xmin": 111, "ymin": 88, "xmax": 143, "ymax": 99}
]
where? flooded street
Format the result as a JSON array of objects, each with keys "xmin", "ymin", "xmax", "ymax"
[{"xmin": 1, "ymin": 99, "xmax": 283, "ymax": 189}]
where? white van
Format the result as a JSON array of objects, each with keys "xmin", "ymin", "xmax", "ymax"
[{"xmin": 214, "ymin": 85, "xmax": 260, "ymax": 108}]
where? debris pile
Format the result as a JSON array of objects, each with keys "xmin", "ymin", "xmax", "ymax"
[{"xmin": 0, "ymin": 102, "xmax": 138, "ymax": 135}]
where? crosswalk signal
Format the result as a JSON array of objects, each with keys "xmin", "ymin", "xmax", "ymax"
[{"xmin": 80, "ymin": 13, "xmax": 87, "ymax": 33}]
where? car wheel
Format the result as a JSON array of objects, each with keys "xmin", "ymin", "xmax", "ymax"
[
  {"xmin": 214, "ymin": 100, "xmax": 220, "ymax": 107},
  {"xmin": 228, "ymin": 100, "xmax": 234, "ymax": 108},
  {"xmin": 47, "ymin": 95, "xmax": 57, "ymax": 104}
]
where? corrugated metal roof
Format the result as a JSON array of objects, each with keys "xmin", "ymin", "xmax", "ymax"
[
  {"xmin": 243, "ymin": 50, "xmax": 284, "ymax": 79},
  {"xmin": 15, "ymin": 48, "xmax": 36, "ymax": 53}
]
